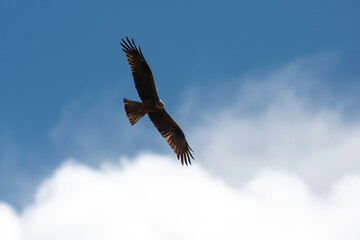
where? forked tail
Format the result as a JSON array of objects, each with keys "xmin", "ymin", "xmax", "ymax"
[{"xmin": 123, "ymin": 98, "xmax": 146, "ymax": 125}]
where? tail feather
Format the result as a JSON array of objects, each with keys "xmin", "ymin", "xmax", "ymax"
[{"xmin": 123, "ymin": 98, "xmax": 146, "ymax": 125}]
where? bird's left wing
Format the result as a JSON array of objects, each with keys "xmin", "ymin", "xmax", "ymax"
[
  {"xmin": 121, "ymin": 37, "xmax": 159, "ymax": 101},
  {"xmin": 148, "ymin": 110, "xmax": 194, "ymax": 165}
]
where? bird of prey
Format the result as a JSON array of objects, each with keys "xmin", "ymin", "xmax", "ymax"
[{"xmin": 121, "ymin": 37, "xmax": 194, "ymax": 165}]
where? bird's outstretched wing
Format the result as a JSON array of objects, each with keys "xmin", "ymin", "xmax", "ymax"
[
  {"xmin": 148, "ymin": 110, "xmax": 194, "ymax": 165},
  {"xmin": 121, "ymin": 37, "xmax": 159, "ymax": 101}
]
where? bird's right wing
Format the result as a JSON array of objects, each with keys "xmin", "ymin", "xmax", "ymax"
[
  {"xmin": 148, "ymin": 110, "xmax": 194, "ymax": 165},
  {"xmin": 121, "ymin": 37, "xmax": 159, "ymax": 101}
]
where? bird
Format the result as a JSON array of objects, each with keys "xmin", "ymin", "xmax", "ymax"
[{"xmin": 120, "ymin": 37, "xmax": 194, "ymax": 165}]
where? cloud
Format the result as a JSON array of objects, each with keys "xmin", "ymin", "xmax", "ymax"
[
  {"xmin": 49, "ymin": 54, "xmax": 360, "ymax": 192},
  {"xmin": 0, "ymin": 203, "xmax": 21, "ymax": 240},
  {"xmin": 4, "ymin": 54, "xmax": 353, "ymax": 238},
  {"xmin": 183, "ymin": 55, "xmax": 360, "ymax": 190},
  {"xmin": 1, "ymin": 154, "xmax": 360, "ymax": 240},
  {"xmin": 49, "ymin": 87, "xmax": 163, "ymax": 164}
]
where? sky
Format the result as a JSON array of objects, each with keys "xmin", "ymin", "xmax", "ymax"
[{"xmin": 1, "ymin": 0, "xmax": 360, "ymax": 239}]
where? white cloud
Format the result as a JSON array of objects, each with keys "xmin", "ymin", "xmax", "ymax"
[
  {"xmin": 2, "ymin": 54, "xmax": 356, "ymax": 238},
  {"xmin": 50, "ymin": 54, "xmax": 360, "ymax": 191},
  {"xmin": 185, "ymin": 55, "xmax": 360, "ymax": 190},
  {"xmin": 49, "ymin": 54, "xmax": 360, "ymax": 192},
  {"xmin": 1, "ymin": 154, "xmax": 360, "ymax": 239},
  {"xmin": 0, "ymin": 203, "xmax": 21, "ymax": 240}
]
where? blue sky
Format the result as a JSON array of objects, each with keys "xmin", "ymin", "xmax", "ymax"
[{"xmin": 1, "ymin": 1, "xmax": 360, "ymax": 236}]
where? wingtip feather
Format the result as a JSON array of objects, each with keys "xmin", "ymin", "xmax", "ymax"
[{"xmin": 121, "ymin": 37, "xmax": 142, "ymax": 56}]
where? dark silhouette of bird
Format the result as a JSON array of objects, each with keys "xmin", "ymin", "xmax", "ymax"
[{"xmin": 121, "ymin": 37, "xmax": 194, "ymax": 165}]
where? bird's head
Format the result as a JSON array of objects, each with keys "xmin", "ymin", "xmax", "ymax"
[{"xmin": 156, "ymin": 99, "xmax": 165, "ymax": 109}]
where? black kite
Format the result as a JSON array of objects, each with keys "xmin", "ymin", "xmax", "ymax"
[{"xmin": 121, "ymin": 37, "xmax": 194, "ymax": 165}]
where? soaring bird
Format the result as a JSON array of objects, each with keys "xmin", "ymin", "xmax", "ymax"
[{"xmin": 121, "ymin": 37, "xmax": 194, "ymax": 165}]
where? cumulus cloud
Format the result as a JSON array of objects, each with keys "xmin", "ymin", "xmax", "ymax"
[
  {"xmin": 0, "ymin": 203, "xmax": 21, "ymax": 240},
  {"xmin": 1, "ymin": 54, "xmax": 355, "ymax": 238},
  {"xmin": 1, "ymin": 154, "xmax": 360, "ymax": 240}
]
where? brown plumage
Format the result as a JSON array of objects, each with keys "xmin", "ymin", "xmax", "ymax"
[{"xmin": 121, "ymin": 37, "xmax": 194, "ymax": 165}]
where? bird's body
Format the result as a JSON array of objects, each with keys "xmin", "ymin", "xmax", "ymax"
[
  {"xmin": 123, "ymin": 98, "xmax": 164, "ymax": 125},
  {"xmin": 121, "ymin": 37, "xmax": 193, "ymax": 165}
]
